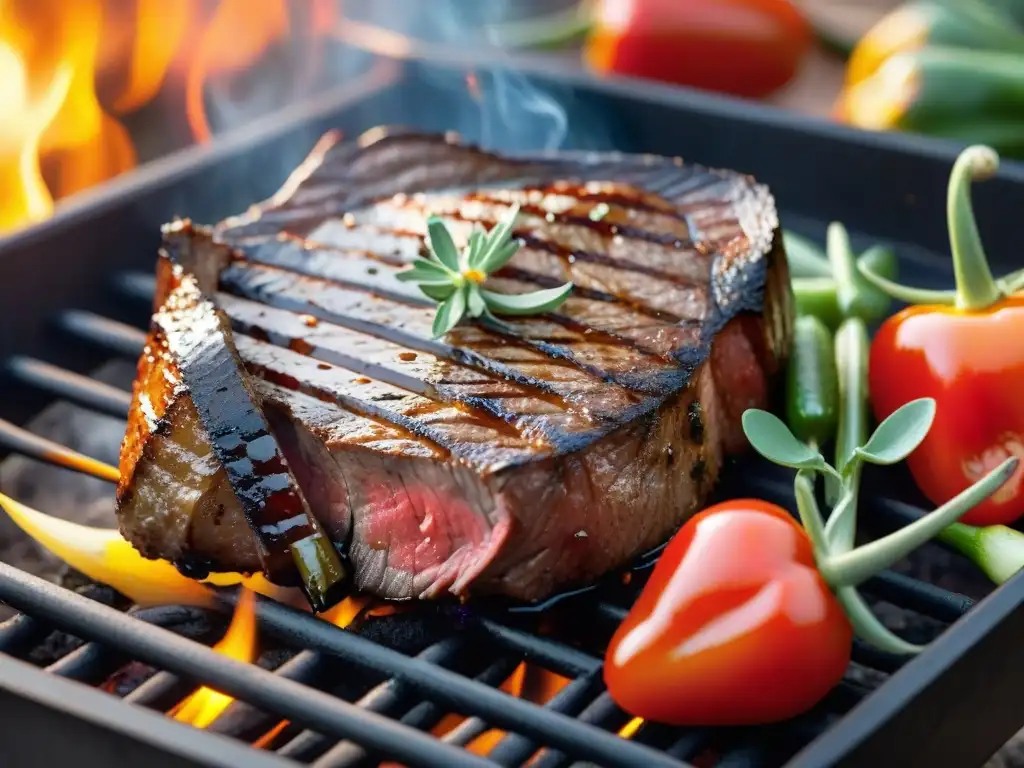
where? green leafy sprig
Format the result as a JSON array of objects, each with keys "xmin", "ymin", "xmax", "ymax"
[
  {"xmin": 742, "ymin": 399, "xmax": 1018, "ymax": 655},
  {"xmin": 396, "ymin": 204, "xmax": 574, "ymax": 338}
]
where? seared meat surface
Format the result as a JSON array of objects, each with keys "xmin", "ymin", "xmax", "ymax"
[{"xmin": 117, "ymin": 130, "xmax": 793, "ymax": 605}]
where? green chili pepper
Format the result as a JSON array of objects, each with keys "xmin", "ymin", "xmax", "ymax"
[
  {"xmin": 792, "ymin": 243, "xmax": 899, "ymax": 328},
  {"xmin": 783, "ymin": 230, "xmax": 832, "ymax": 278},
  {"xmin": 786, "ymin": 315, "xmax": 839, "ymax": 449}
]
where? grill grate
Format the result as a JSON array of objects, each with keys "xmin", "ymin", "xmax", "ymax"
[{"xmin": 0, "ymin": 268, "xmax": 1007, "ymax": 768}]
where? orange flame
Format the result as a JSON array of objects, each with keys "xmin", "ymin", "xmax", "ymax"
[
  {"xmin": 0, "ymin": 0, "xmax": 325, "ymax": 234},
  {"xmin": 424, "ymin": 664, "xmax": 572, "ymax": 758},
  {"xmin": 185, "ymin": 0, "xmax": 289, "ymax": 143},
  {"xmin": 112, "ymin": 0, "xmax": 199, "ymax": 114},
  {"xmin": 172, "ymin": 588, "xmax": 258, "ymax": 729}
]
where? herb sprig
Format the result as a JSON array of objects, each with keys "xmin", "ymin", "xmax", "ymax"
[{"xmin": 396, "ymin": 204, "xmax": 574, "ymax": 338}]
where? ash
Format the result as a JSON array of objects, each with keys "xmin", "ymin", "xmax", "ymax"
[{"xmin": 0, "ymin": 361, "xmax": 1021, "ymax": 764}]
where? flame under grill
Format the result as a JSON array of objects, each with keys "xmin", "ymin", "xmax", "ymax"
[{"xmin": 0, "ymin": 267, "xmax": 994, "ymax": 768}]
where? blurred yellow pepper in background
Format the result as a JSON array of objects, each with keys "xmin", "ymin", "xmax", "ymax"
[{"xmin": 834, "ymin": 0, "xmax": 1024, "ymax": 157}]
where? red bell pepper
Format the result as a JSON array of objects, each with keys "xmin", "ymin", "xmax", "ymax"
[
  {"xmin": 583, "ymin": 0, "xmax": 814, "ymax": 99},
  {"xmin": 604, "ymin": 499, "xmax": 851, "ymax": 725},
  {"xmin": 860, "ymin": 145, "xmax": 1024, "ymax": 526}
]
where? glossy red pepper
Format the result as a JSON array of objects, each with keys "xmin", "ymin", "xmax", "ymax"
[
  {"xmin": 863, "ymin": 146, "xmax": 1024, "ymax": 527},
  {"xmin": 583, "ymin": 0, "xmax": 814, "ymax": 99},
  {"xmin": 604, "ymin": 500, "xmax": 852, "ymax": 726}
]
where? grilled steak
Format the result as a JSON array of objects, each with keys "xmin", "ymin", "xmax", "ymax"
[{"xmin": 117, "ymin": 129, "xmax": 794, "ymax": 605}]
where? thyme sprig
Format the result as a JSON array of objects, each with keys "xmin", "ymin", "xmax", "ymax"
[{"xmin": 396, "ymin": 204, "xmax": 574, "ymax": 338}]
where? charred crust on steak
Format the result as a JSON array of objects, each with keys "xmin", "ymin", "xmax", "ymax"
[
  {"xmin": 687, "ymin": 401, "xmax": 704, "ymax": 444},
  {"xmin": 117, "ymin": 128, "xmax": 795, "ymax": 604}
]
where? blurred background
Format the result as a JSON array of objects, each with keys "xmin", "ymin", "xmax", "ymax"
[{"xmin": 0, "ymin": 0, "xmax": 1018, "ymax": 237}]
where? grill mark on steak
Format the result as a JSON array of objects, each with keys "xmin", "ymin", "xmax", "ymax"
[
  {"xmin": 218, "ymin": 260, "xmax": 675, "ymax": 398},
  {"xmin": 308, "ymin": 213, "xmax": 709, "ymax": 320},
  {"xmin": 220, "ymin": 294, "xmax": 614, "ymax": 449},
  {"xmin": 118, "ymin": 129, "xmax": 793, "ymax": 605}
]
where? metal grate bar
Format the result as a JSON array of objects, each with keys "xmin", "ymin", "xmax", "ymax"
[
  {"xmin": 0, "ymin": 565, "xmax": 495, "ymax": 768},
  {"xmin": 862, "ymin": 571, "xmax": 972, "ymax": 622},
  {"xmin": 58, "ymin": 310, "xmax": 147, "ymax": 358},
  {"xmin": 0, "ymin": 418, "xmax": 119, "ymax": 482},
  {"xmin": 219, "ymin": 592, "xmax": 689, "ymax": 767},
  {"xmin": 208, "ymin": 650, "xmax": 329, "ymax": 741},
  {"xmin": 126, "ymin": 669, "xmax": 199, "ymax": 711},
  {"xmin": 114, "ymin": 272, "xmax": 158, "ymax": 303},
  {"xmin": 6, "ymin": 356, "xmax": 131, "ymax": 419},
  {"xmin": 478, "ymin": 619, "xmax": 600, "ymax": 677},
  {"xmin": 276, "ymin": 637, "xmax": 468, "ymax": 763},
  {"xmin": 310, "ymin": 656, "xmax": 523, "ymax": 768},
  {"xmin": 0, "ymin": 613, "xmax": 47, "ymax": 654},
  {"xmin": 488, "ymin": 671, "xmax": 604, "ymax": 767},
  {"xmin": 46, "ymin": 642, "xmax": 115, "ymax": 683}
]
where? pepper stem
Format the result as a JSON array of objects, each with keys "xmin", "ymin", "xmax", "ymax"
[
  {"xmin": 855, "ymin": 263, "xmax": 956, "ymax": 306},
  {"xmin": 835, "ymin": 586, "xmax": 924, "ymax": 655},
  {"xmin": 821, "ymin": 457, "xmax": 1019, "ymax": 588},
  {"xmin": 948, "ymin": 145, "xmax": 1003, "ymax": 311},
  {"xmin": 794, "ymin": 470, "xmax": 830, "ymax": 556}
]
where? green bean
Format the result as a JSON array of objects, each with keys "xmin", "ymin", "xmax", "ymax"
[{"xmin": 786, "ymin": 315, "xmax": 840, "ymax": 449}]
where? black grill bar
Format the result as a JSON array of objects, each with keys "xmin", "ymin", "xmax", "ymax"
[
  {"xmin": 0, "ymin": 417, "xmax": 119, "ymax": 482},
  {"xmin": 488, "ymin": 671, "xmax": 604, "ymax": 767},
  {"xmin": 212, "ymin": 591, "xmax": 688, "ymax": 767},
  {"xmin": 0, "ymin": 564, "xmax": 495, "ymax": 768},
  {"xmin": 0, "ymin": 654, "xmax": 296, "ymax": 768},
  {"xmin": 58, "ymin": 310, "xmax": 147, "ymax": 357},
  {"xmin": 276, "ymin": 637, "xmax": 470, "ymax": 763},
  {"xmin": 305, "ymin": 656, "xmax": 523, "ymax": 767},
  {"xmin": 6, "ymin": 356, "xmax": 132, "ymax": 419}
]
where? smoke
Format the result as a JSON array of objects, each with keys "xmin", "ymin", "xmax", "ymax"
[
  {"xmin": 310, "ymin": 0, "xmax": 610, "ymax": 153},
  {"xmin": 164, "ymin": 0, "xmax": 610, "ymax": 226}
]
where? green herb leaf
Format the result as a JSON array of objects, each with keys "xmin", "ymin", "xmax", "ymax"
[
  {"xmin": 466, "ymin": 283, "xmax": 487, "ymax": 318},
  {"xmin": 395, "ymin": 258, "xmax": 453, "ymax": 283},
  {"xmin": 480, "ymin": 283, "xmax": 573, "ymax": 316},
  {"xmin": 465, "ymin": 229, "xmax": 486, "ymax": 270},
  {"xmin": 478, "ymin": 240, "xmax": 521, "ymax": 276},
  {"xmin": 475, "ymin": 204, "xmax": 521, "ymax": 273},
  {"xmin": 432, "ymin": 286, "xmax": 467, "ymax": 338},
  {"xmin": 419, "ymin": 283, "xmax": 457, "ymax": 302},
  {"xmin": 426, "ymin": 216, "xmax": 461, "ymax": 272},
  {"xmin": 741, "ymin": 409, "xmax": 826, "ymax": 471},
  {"xmin": 855, "ymin": 398, "xmax": 936, "ymax": 465}
]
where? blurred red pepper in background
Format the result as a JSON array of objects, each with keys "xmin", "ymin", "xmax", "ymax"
[{"xmin": 583, "ymin": 0, "xmax": 814, "ymax": 99}]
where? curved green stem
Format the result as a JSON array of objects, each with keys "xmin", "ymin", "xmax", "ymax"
[
  {"xmin": 948, "ymin": 145, "xmax": 1003, "ymax": 311},
  {"xmin": 856, "ymin": 261, "xmax": 957, "ymax": 306},
  {"xmin": 825, "ymin": 486, "xmax": 859, "ymax": 554},
  {"xmin": 998, "ymin": 266, "xmax": 1024, "ymax": 295},
  {"xmin": 821, "ymin": 457, "xmax": 1019, "ymax": 588},
  {"xmin": 835, "ymin": 586, "xmax": 924, "ymax": 655},
  {"xmin": 794, "ymin": 470, "xmax": 830, "ymax": 556}
]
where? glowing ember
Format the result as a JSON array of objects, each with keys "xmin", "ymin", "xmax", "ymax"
[
  {"xmin": 172, "ymin": 589, "xmax": 257, "ymax": 728},
  {"xmin": 618, "ymin": 716, "xmax": 644, "ymax": 739},
  {"xmin": 0, "ymin": 492, "xmax": 301, "ymax": 607}
]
